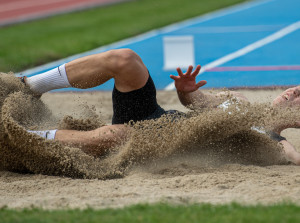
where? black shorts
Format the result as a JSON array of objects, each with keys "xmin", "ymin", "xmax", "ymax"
[{"xmin": 112, "ymin": 74, "xmax": 167, "ymax": 124}]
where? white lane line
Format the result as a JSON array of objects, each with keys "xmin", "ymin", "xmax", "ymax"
[
  {"xmin": 165, "ymin": 20, "xmax": 300, "ymax": 91},
  {"xmin": 18, "ymin": 0, "xmax": 274, "ymax": 77},
  {"xmin": 179, "ymin": 24, "xmax": 285, "ymax": 34}
]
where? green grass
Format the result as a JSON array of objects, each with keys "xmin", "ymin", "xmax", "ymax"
[
  {"xmin": 1, "ymin": 203, "xmax": 300, "ymax": 223},
  {"xmin": 0, "ymin": 0, "xmax": 248, "ymax": 73}
]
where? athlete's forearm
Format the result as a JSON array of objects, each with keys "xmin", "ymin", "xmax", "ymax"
[
  {"xmin": 177, "ymin": 89, "xmax": 215, "ymax": 109},
  {"xmin": 280, "ymin": 140, "xmax": 300, "ymax": 165}
]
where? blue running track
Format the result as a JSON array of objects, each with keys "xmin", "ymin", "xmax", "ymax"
[{"xmin": 20, "ymin": 0, "xmax": 300, "ymax": 91}]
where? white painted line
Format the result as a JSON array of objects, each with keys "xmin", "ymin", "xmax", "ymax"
[
  {"xmin": 165, "ymin": 20, "xmax": 300, "ymax": 91},
  {"xmin": 180, "ymin": 24, "xmax": 284, "ymax": 34},
  {"xmin": 18, "ymin": 0, "xmax": 274, "ymax": 77}
]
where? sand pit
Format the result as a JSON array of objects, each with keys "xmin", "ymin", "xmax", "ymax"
[{"xmin": 1, "ymin": 72, "xmax": 300, "ymax": 209}]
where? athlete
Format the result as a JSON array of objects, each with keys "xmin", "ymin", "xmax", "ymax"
[{"xmin": 20, "ymin": 48, "xmax": 300, "ymax": 164}]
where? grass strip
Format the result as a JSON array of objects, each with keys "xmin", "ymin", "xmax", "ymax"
[
  {"xmin": 1, "ymin": 203, "xmax": 300, "ymax": 223},
  {"xmin": 0, "ymin": 0, "xmax": 247, "ymax": 72}
]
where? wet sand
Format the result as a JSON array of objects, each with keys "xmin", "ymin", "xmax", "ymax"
[{"xmin": 1, "ymin": 85, "xmax": 300, "ymax": 209}]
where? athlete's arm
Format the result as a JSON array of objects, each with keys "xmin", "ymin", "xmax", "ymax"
[
  {"xmin": 170, "ymin": 65, "xmax": 249, "ymax": 109},
  {"xmin": 267, "ymin": 129, "xmax": 300, "ymax": 165},
  {"xmin": 279, "ymin": 139, "xmax": 300, "ymax": 165}
]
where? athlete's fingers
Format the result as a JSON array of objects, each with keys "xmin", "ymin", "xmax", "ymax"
[
  {"xmin": 191, "ymin": 65, "xmax": 201, "ymax": 77},
  {"xmin": 186, "ymin": 65, "xmax": 193, "ymax": 75},
  {"xmin": 170, "ymin": 75, "xmax": 180, "ymax": 80},
  {"xmin": 195, "ymin": 80, "xmax": 207, "ymax": 89},
  {"xmin": 176, "ymin": 67, "xmax": 184, "ymax": 77}
]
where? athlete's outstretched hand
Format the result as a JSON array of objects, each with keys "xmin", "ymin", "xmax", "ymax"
[{"xmin": 170, "ymin": 65, "xmax": 207, "ymax": 93}]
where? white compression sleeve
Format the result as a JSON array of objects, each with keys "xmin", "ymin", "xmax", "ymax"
[
  {"xmin": 27, "ymin": 130, "xmax": 57, "ymax": 140},
  {"xmin": 26, "ymin": 64, "xmax": 71, "ymax": 94}
]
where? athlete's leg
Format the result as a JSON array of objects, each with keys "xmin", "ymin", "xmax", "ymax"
[
  {"xmin": 66, "ymin": 48, "xmax": 149, "ymax": 92},
  {"xmin": 25, "ymin": 49, "xmax": 149, "ymax": 94},
  {"xmin": 25, "ymin": 49, "xmax": 148, "ymax": 155},
  {"xmin": 54, "ymin": 124, "xmax": 130, "ymax": 157}
]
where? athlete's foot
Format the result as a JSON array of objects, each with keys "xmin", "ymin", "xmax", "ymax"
[
  {"xmin": 19, "ymin": 76, "xmax": 42, "ymax": 98},
  {"xmin": 19, "ymin": 76, "xmax": 27, "ymax": 84}
]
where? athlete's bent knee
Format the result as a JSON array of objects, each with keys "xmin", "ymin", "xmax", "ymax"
[{"xmin": 109, "ymin": 49, "xmax": 141, "ymax": 71}]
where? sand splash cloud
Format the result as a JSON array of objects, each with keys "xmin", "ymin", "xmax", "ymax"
[{"xmin": 1, "ymin": 72, "xmax": 299, "ymax": 179}]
